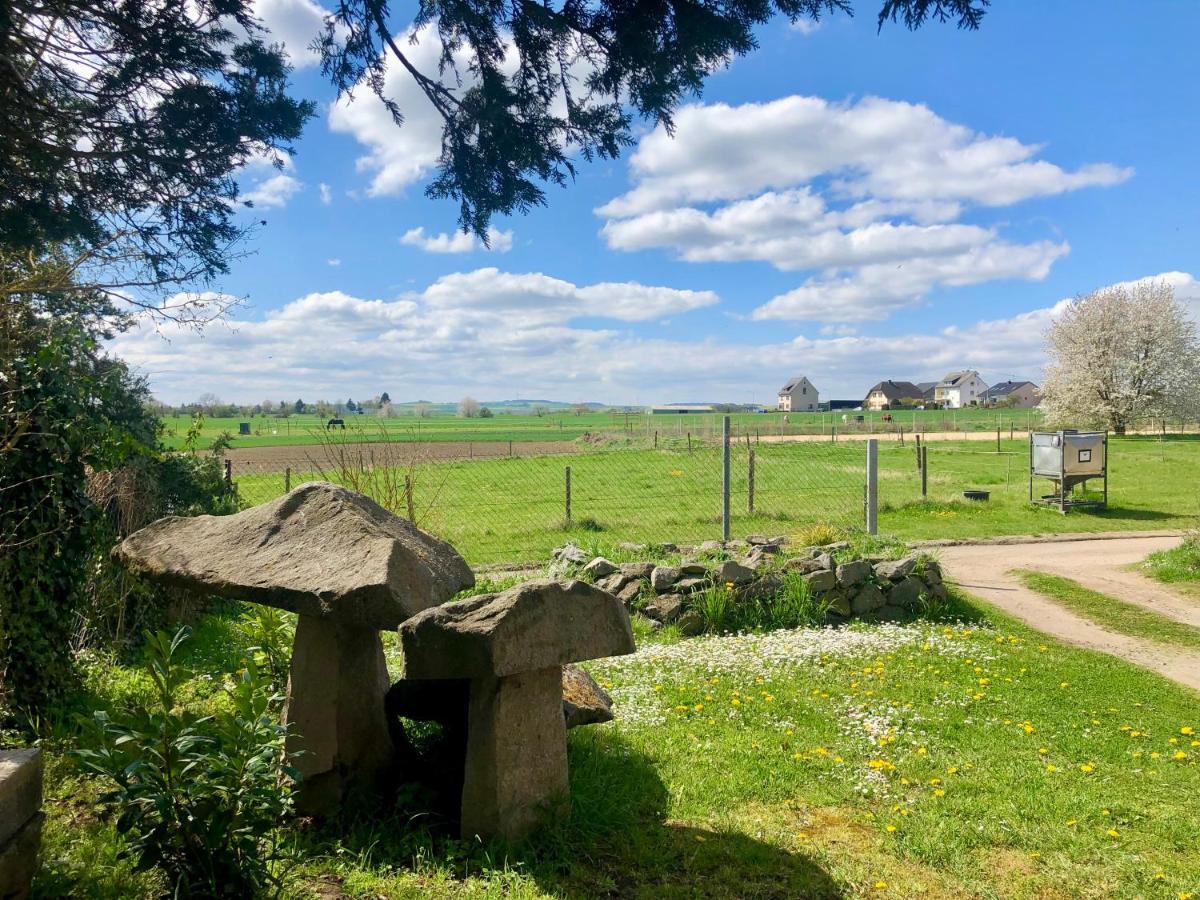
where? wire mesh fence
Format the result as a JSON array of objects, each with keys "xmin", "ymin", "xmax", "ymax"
[{"xmin": 225, "ymin": 430, "xmax": 874, "ymax": 565}]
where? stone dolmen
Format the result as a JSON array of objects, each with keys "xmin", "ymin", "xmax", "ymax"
[
  {"xmin": 114, "ymin": 482, "xmax": 635, "ymax": 840},
  {"xmin": 115, "ymin": 482, "xmax": 475, "ymax": 812},
  {"xmin": 0, "ymin": 748, "xmax": 43, "ymax": 900},
  {"xmin": 398, "ymin": 580, "xmax": 634, "ymax": 840}
]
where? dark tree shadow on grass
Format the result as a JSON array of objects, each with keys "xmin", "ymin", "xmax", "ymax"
[{"xmin": 299, "ymin": 728, "xmax": 840, "ymax": 899}]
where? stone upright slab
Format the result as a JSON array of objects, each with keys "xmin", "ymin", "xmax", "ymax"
[
  {"xmin": 401, "ymin": 580, "xmax": 634, "ymax": 841},
  {"xmin": 114, "ymin": 482, "xmax": 474, "ymax": 813},
  {"xmin": 0, "ymin": 749, "xmax": 43, "ymax": 900}
]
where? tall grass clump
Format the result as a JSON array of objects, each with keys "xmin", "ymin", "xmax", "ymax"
[
  {"xmin": 690, "ymin": 573, "xmax": 833, "ymax": 634},
  {"xmin": 1141, "ymin": 531, "xmax": 1200, "ymax": 584}
]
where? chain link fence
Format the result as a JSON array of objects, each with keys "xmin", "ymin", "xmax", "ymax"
[{"xmin": 223, "ymin": 426, "xmax": 874, "ymax": 565}]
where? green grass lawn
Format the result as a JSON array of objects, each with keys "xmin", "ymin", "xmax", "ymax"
[
  {"xmin": 229, "ymin": 436, "xmax": 1200, "ymax": 565},
  {"xmin": 1140, "ymin": 533, "xmax": 1200, "ymax": 599},
  {"xmin": 1015, "ymin": 570, "xmax": 1200, "ymax": 650},
  {"xmin": 163, "ymin": 406, "xmax": 1045, "ymax": 451},
  {"xmin": 31, "ymin": 591, "xmax": 1200, "ymax": 898}
]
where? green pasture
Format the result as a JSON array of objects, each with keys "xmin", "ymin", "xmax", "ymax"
[
  {"xmin": 229, "ymin": 436, "xmax": 1200, "ymax": 565},
  {"xmin": 162, "ymin": 406, "xmax": 1046, "ymax": 450}
]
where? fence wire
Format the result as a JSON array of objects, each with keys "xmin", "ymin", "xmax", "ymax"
[{"xmin": 225, "ymin": 433, "xmax": 872, "ymax": 565}]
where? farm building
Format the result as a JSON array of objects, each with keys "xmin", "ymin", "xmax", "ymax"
[
  {"xmin": 983, "ymin": 380, "xmax": 1040, "ymax": 408},
  {"xmin": 916, "ymin": 382, "xmax": 938, "ymax": 404},
  {"xmin": 777, "ymin": 376, "xmax": 819, "ymax": 412},
  {"xmin": 933, "ymin": 370, "xmax": 988, "ymax": 408},
  {"xmin": 649, "ymin": 404, "xmax": 717, "ymax": 415},
  {"xmin": 863, "ymin": 380, "xmax": 924, "ymax": 411}
]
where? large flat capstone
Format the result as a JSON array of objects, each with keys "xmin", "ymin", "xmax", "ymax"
[
  {"xmin": 114, "ymin": 481, "xmax": 473, "ymax": 629},
  {"xmin": 400, "ymin": 580, "xmax": 635, "ymax": 680}
]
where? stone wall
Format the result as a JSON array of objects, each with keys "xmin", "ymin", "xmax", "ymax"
[{"xmin": 550, "ymin": 537, "xmax": 947, "ymax": 636}]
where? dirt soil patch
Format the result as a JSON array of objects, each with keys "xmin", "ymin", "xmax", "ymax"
[
  {"xmin": 225, "ymin": 439, "xmax": 581, "ymax": 474},
  {"xmin": 938, "ymin": 534, "xmax": 1200, "ymax": 691}
]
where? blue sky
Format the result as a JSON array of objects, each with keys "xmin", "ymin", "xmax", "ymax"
[{"xmin": 114, "ymin": 1, "xmax": 1200, "ymax": 406}]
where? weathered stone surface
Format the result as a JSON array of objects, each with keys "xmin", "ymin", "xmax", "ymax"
[
  {"xmin": 617, "ymin": 580, "xmax": 644, "ymax": 606},
  {"xmin": 616, "ymin": 541, "xmax": 644, "ymax": 552},
  {"xmin": 561, "ymin": 664, "xmax": 614, "ymax": 728},
  {"xmin": 826, "ymin": 591, "xmax": 852, "ymax": 618},
  {"xmin": 783, "ymin": 557, "xmax": 824, "ymax": 575},
  {"xmin": 743, "ymin": 550, "xmax": 771, "ymax": 571},
  {"xmin": 283, "ymin": 615, "xmax": 394, "ymax": 814},
  {"xmin": 583, "ymin": 557, "xmax": 618, "ymax": 578},
  {"xmin": 677, "ymin": 610, "xmax": 707, "ymax": 636},
  {"xmin": 877, "ymin": 605, "xmax": 908, "ymax": 622},
  {"xmin": 0, "ymin": 749, "xmax": 42, "ymax": 849},
  {"xmin": 554, "ymin": 544, "xmax": 590, "ymax": 565},
  {"xmin": 926, "ymin": 580, "xmax": 950, "ymax": 600},
  {"xmin": 659, "ymin": 543, "xmax": 679, "ymax": 554},
  {"xmin": 114, "ymin": 482, "xmax": 473, "ymax": 630},
  {"xmin": 822, "ymin": 541, "xmax": 851, "ymax": 552},
  {"xmin": 736, "ymin": 572, "xmax": 782, "ymax": 603},
  {"xmin": 746, "ymin": 534, "xmax": 785, "ymax": 547},
  {"xmin": 0, "ymin": 812, "xmax": 42, "ymax": 900},
  {"xmin": 644, "ymin": 593, "xmax": 684, "ymax": 624},
  {"xmin": 679, "ymin": 562, "xmax": 709, "ymax": 576},
  {"xmin": 887, "ymin": 576, "xmax": 924, "ymax": 609},
  {"xmin": 836, "ymin": 559, "xmax": 872, "ymax": 588},
  {"xmin": 698, "ymin": 540, "xmax": 724, "ymax": 552},
  {"xmin": 619, "ymin": 562, "xmax": 655, "ymax": 580},
  {"xmin": 460, "ymin": 667, "xmax": 569, "ymax": 841},
  {"xmin": 596, "ymin": 573, "xmax": 631, "ymax": 595},
  {"xmin": 815, "ymin": 552, "xmax": 835, "ymax": 571},
  {"xmin": 850, "ymin": 583, "xmax": 886, "ymax": 615},
  {"xmin": 650, "ymin": 565, "xmax": 680, "ymax": 592},
  {"xmin": 874, "ymin": 557, "xmax": 917, "ymax": 581},
  {"xmin": 673, "ymin": 576, "xmax": 708, "ymax": 593},
  {"xmin": 401, "ymin": 580, "xmax": 635, "ymax": 680},
  {"xmin": 714, "ymin": 560, "xmax": 756, "ymax": 586},
  {"xmin": 922, "ymin": 562, "xmax": 943, "ymax": 584},
  {"xmin": 803, "ymin": 569, "xmax": 837, "ymax": 593},
  {"xmin": 726, "ymin": 540, "xmax": 749, "ymax": 551}
]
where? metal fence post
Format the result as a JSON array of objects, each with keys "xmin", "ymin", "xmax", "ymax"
[
  {"xmin": 721, "ymin": 415, "xmax": 731, "ymax": 542},
  {"xmin": 564, "ymin": 466, "xmax": 572, "ymax": 524},
  {"xmin": 866, "ymin": 439, "xmax": 878, "ymax": 535},
  {"xmin": 747, "ymin": 440, "xmax": 755, "ymax": 516}
]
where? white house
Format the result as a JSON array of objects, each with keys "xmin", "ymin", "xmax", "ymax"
[
  {"xmin": 777, "ymin": 376, "xmax": 819, "ymax": 412},
  {"xmin": 933, "ymin": 370, "xmax": 988, "ymax": 408},
  {"xmin": 983, "ymin": 380, "xmax": 1040, "ymax": 408}
]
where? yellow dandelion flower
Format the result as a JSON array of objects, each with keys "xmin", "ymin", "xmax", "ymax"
[
  {"xmin": 885, "ymin": 824, "xmax": 896, "ymax": 833},
  {"xmin": 933, "ymin": 788, "xmax": 946, "ymax": 797},
  {"xmin": 1107, "ymin": 828, "xmax": 1119, "ymax": 838},
  {"xmin": 1060, "ymin": 681, "xmax": 1070, "ymax": 689},
  {"xmin": 1182, "ymin": 726, "xmax": 1195, "ymax": 736},
  {"xmin": 1173, "ymin": 750, "xmax": 1187, "ymax": 760},
  {"xmin": 874, "ymin": 881, "xmax": 888, "ymax": 891},
  {"xmin": 1066, "ymin": 819, "xmax": 1078, "ymax": 827},
  {"xmin": 694, "ymin": 703, "xmax": 704, "ymax": 712},
  {"xmin": 1038, "ymin": 747, "xmax": 1049, "ymax": 755},
  {"xmin": 1045, "ymin": 764, "xmax": 1058, "ymax": 773},
  {"xmin": 1079, "ymin": 763, "xmax": 1095, "ymax": 774}
]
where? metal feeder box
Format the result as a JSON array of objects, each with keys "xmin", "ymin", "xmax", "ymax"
[{"xmin": 1029, "ymin": 430, "xmax": 1108, "ymax": 513}]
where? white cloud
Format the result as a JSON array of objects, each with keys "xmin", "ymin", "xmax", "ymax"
[
  {"xmin": 326, "ymin": 258, "xmax": 341, "ymax": 266},
  {"xmin": 790, "ymin": 19, "xmax": 821, "ymax": 35},
  {"xmin": 112, "ymin": 270, "xmax": 1196, "ymax": 405},
  {"xmin": 319, "ymin": 183, "xmax": 333, "ymax": 205},
  {"xmin": 598, "ymin": 95, "xmax": 1131, "ymax": 323},
  {"xmin": 252, "ymin": 0, "xmax": 329, "ymax": 68},
  {"xmin": 242, "ymin": 173, "xmax": 303, "ymax": 208},
  {"xmin": 400, "ymin": 227, "xmax": 515, "ymax": 254},
  {"xmin": 327, "ymin": 25, "xmax": 476, "ymax": 197}
]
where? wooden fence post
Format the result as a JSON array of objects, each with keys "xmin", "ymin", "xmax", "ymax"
[
  {"xmin": 223, "ymin": 458, "xmax": 232, "ymax": 486},
  {"xmin": 564, "ymin": 466, "xmax": 572, "ymax": 524},
  {"xmin": 284, "ymin": 466, "xmax": 291, "ymax": 493},
  {"xmin": 920, "ymin": 445, "xmax": 928, "ymax": 499},
  {"xmin": 405, "ymin": 474, "xmax": 415, "ymax": 521}
]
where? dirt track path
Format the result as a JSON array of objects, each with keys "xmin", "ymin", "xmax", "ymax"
[{"xmin": 936, "ymin": 534, "xmax": 1200, "ymax": 691}]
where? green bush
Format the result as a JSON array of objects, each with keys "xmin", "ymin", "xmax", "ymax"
[{"xmin": 75, "ymin": 628, "xmax": 297, "ymax": 897}]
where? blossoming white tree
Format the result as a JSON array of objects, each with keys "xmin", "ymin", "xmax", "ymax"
[{"xmin": 1041, "ymin": 281, "xmax": 1200, "ymax": 433}]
